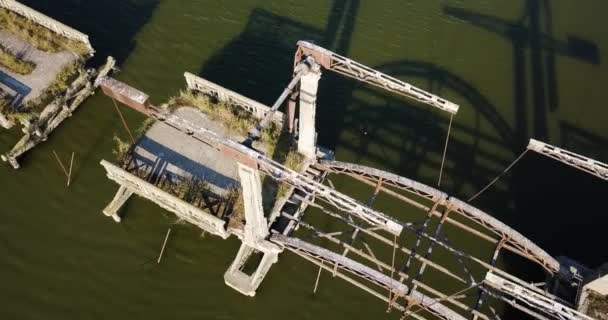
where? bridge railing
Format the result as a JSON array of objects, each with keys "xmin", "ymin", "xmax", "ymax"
[
  {"xmin": 184, "ymin": 72, "xmax": 285, "ymax": 125},
  {"xmin": 101, "ymin": 160, "xmax": 230, "ymax": 239},
  {"xmin": 0, "ymin": 0, "xmax": 94, "ymax": 55}
]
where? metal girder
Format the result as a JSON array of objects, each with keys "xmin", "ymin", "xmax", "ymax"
[
  {"xmin": 283, "ymin": 211, "xmax": 490, "ymax": 320},
  {"xmin": 296, "ymin": 41, "xmax": 460, "ymax": 115},
  {"xmin": 449, "ymin": 198, "xmax": 560, "ymax": 274},
  {"xmin": 248, "ymin": 59, "xmax": 312, "ymax": 141},
  {"xmin": 257, "ymin": 158, "xmax": 404, "ymax": 235},
  {"xmin": 271, "ymin": 234, "xmax": 468, "ymax": 320},
  {"xmin": 527, "ymin": 139, "xmax": 608, "ymax": 181},
  {"xmin": 318, "ymin": 160, "xmax": 561, "ymax": 276},
  {"xmin": 483, "ymin": 273, "xmax": 595, "ymax": 320},
  {"xmin": 100, "ymin": 77, "xmax": 580, "ymax": 320},
  {"xmin": 318, "ymin": 160, "xmax": 448, "ymax": 203},
  {"xmin": 271, "ymin": 234, "xmax": 408, "ymax": 295}
]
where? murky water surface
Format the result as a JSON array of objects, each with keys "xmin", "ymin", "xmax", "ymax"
[{"xmin": 1, "ymin": 1, "xmax": 607, "ymax": 319}]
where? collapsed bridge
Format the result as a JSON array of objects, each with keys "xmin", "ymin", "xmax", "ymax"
[{"xmin": 98, "ymin": 41, "xmax": 604, "ymax": 320}]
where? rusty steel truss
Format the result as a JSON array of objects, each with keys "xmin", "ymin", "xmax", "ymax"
[{"xmin": 98, "ymin": 40, "xmax": 603, "ymax": 320}]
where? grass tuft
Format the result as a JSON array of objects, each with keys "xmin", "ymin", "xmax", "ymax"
[
  {"xmin": 168, "ymin": 90, "xmax": 280, "ymax": 153},
  {"xmin": 587, "ymin": 293, "xmax": 608, "ymax": 320},
  {"xmin": 226, "ymin": 187, "xmax": 245, "ymax": 230},
  {"xmin": 0, "ymin": 8, "xmax": 90, "ymax": 56},
  {"xmin": 112, "ymin": 135, "xmax": 131, "ymax": 164},
  {"xmin": 0, "ymin": 43, "xmax": 35, "ymax": 74},
  {"xmin": 24, "ymin": 61, "xmax": 82, "ymax": 112},
  {"xmin": 136, "ymin": 117, "xmax": 156, "ymax": 136},
  {"xmin": 276, "ymin": 149, "xmax": 305, "ymax": 199},
  {"xmin": 0, "ymin": 92, "xmax": 10, "ymax": 112}
]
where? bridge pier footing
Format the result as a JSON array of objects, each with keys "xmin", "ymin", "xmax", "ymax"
[{"xmin": 103, "ymin": 185, "xmax": 133, "ymax": 223}]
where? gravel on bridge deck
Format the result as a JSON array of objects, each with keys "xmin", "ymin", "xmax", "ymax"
[
  {"xmin": 131, "ymin": 106, "xmax": 241, "ymax": 196},
  {"xmin": 0, "ymin": 30, "xmax": 78, "ymax": 105}
]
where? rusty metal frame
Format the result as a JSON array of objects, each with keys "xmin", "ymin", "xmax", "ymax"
[{"xmin": 318, "ymin": 160, "xmax": 561, "ymax": 275}]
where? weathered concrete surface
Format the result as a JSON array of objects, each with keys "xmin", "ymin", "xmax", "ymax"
[
  {"xmin": 131, "ymin": 106, "xmax": 240, "ymax": 196},
  {"xmin": 102, "ymin": 160, "xmax": 231, "ymax": 239},
  {"xmin": 298, "ymin": 67, "xmax": 321, "ymax": 158},
  {"xmin": 0, "ymin": 29, "xmax": 78, "ymax": 105},
  {"xmin": 585, "ymin": 275, "xmax": 608, "ymax": 296},
  {"xmin": 579, "ymin": 272, "xmax": 608, "ymax": 319},
  {"xmin": 0, "ymin": 0, "xmax": 93, "ymax": 53},
  {"xmin": 2, "ymin": 57, "xmax": 115, "ymax": 169}
]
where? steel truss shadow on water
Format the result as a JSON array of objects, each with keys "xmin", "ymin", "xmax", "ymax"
[{"xmin": 188, "ymin": 1, "xmax": 608, "ymax": 318}]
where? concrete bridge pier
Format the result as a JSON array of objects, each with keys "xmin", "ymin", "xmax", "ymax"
[
  {"xmin": 102, "ymin": 185, "xmax": 133, "ymax": 223},
  {"xmin": 224, "ymin": 243, "xmax": 279, "ymax": 297},
  {"xmin": 224, "ymin": 163, "xmax": 281, "ymax": 296},
  {"xmin": 297, "ymin": 62, "xmax": 321, "ymax": 159}
]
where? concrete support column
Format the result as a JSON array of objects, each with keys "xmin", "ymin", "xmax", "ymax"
[
  {"xmin": 1, "ymin": 153, "xmax": 20, "ymax": 169},
  {"xmin": 102, "ymin": 185, "xmax": 133, "ymax": 223},
  {"xmin": 298, "ymin": 66, "xmax": 321, "ymax": 159},
  {"xmin": 224, "ymin": 243, "xmax": 279, "ymax": 297},
  {"xmin": 224, "ymin": 163, "xmax": 281, "ymax": 297},
  {"xmin": 237, "ymin": 163, "xmax": 268, "ymax": 243}
]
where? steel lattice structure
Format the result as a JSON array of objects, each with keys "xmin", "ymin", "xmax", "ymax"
[{"xmin": 98, "ymin": 40, "xmax": 602, "ymax": 320}]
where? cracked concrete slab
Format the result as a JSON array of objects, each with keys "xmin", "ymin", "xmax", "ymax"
[{"xmin": 0, "ymin": 29, "xmax": 78, "ymax": 106}]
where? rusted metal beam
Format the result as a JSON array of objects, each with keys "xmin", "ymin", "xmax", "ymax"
[
  {"xmin": 484, "ymin": 273, "xmax": 594, "ymax": 320},
  {"xmin": 278, "ymin": 213, "xmax": 489, "ymax": 319},
  {"xmin": 272, "ymin": 234, "xmax": 467, "ymax": 320},
  {"xmin": 295, "ymin": 41, "xmax": 460, "ymax": 114},
  {"xmin": 319, "ymin": 161, "xmax": 561, "ymax": 276},
  {"xmin": 528, "ymin": 138, "xmax": 608, "ymax": 181},
  {"xmin": 301, "ymin": 197, "xmax": 567, "ymax": 305},
  {"xmin": 100, "ymin": 78, "xmax": 405, "ymax": 236}
]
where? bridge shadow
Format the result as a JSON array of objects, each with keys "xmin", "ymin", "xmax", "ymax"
[
  {"xmin": 340, "ymin": 60, "xmax": 520, "ymax": 195},
  {"xmin": 122, "ymin": 134, "xmax": 238, "ymax": 221},
  {"xmin": 442, "ymin": 1, "xmax": 606, "ymax": 271},
  {"xmin": 198, "ymin": 8, "xmax": 324, "ymax": 103},
  {"xmin": 19, "ymin": 0, "xmax": 159, "ymax": 66},
  {"xmin": 199, "ymin": 1, "xmax": 360, "ymax": 151},
  {"xmin": 129, "ymin": 136, "xmax": 239, "ymax": 191},
  {"xmin": 0, "ymin": 70, "xmax": 31, "ymax": 109},
  {"xmin": 444, "ymin": 1, "xmax": 600, "ymax": 143},
  {"xmin": 510, "ymin": 125, "xmax": 608, "ymax": 268},
  {"xmin": 192, "ymin": 0, "xmax": 606, "ymax": 316}
]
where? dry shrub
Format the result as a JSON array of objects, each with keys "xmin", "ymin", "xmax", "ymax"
[
  {"xmin": 0, "ymin": 8, "xmax": 90, "ymax": 56},
  {"xmin": 0, "ymin": 44, "xmax": 36, "ymax": 74}
]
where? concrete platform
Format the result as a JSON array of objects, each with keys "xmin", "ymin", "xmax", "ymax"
[
  {"xmin": 0, "ymin": 30, "xmax": 78, "ymax": 107},
  {"xmin": 129, "ymin": 106, "xmax": 240, "ymax": 196}
]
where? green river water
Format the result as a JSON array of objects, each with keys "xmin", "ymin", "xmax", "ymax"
[{"xmin": 1, "ymin": 1, "xmax": 607, "ymax": 319}]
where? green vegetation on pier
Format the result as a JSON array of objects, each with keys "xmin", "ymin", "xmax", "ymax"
[
  {"xmin": 26, "ymin": 61, "xmax": 82, "ymax": 110},
  {"xmin": 168, "ymin": 90, "xmax": 281, "ymax": 154},
  {"xmin": 0, "ymin": 8, "xmax": 89, "ymax": 56},
  {"xmin": 0, "ymin": 44, "xmax": 35, "ymax": 74},
  {"xmin": 113, "ymin": 89, "xmax": 306, "ymax": 226}
]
